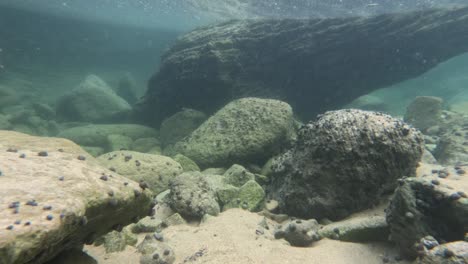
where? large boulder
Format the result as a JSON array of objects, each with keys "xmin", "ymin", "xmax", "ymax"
[
  {"xmin": 386, "ymin": 164, "xmax": 468, "ymax": 259},
  {"xmin": 173, "ymin": 98, "xmax": 295, "ymax": 168},
  {"xmin": 134, "ymin": 7, "xmax": 468, "ymax": 125},
  {"xmin": 56, "ymin": 75, "xmax": 131, "ymax": 122},
  {"xmin": 97, "ymin": 151, "xmax": 183, "ymax": 195},
  {"xmin": 268, "ymin": 109, "xmax": 424, "ymax": 220},
  {"xmin": 0, "ymin": 130, "xmax": 153, "ymax": 264}
]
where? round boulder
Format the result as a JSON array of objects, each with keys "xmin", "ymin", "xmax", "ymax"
[
  {"xmin": 268, "ymin": 109, "xmax": 424, "ymax": 220},
  {"xmin": 174, "ymin": 98, "xmax": 295, "ymax": 168}
]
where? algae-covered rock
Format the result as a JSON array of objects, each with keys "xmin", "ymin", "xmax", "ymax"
[
  {"xmin": 132, "ymin": 216, "xmax": 163, "ymax": 233},
  {"xmin": 56, "ymin": 75, "xmax": 131, "ymax": 122},
  {"xmin": 0, "ymin": 131, "xmax": 153, "ymax": 264},
  {"xmin": 237, "ymin": 180, "xmax": 265, "ymax": 211},
  {"xmin": 318, "ymin": 215, "xmax": 388, "ymax": 242},
  {"xmin": 386, "ymin": 165, "xmax": 468, "ymax": 259},
  {"xmin": 269, "ymin": 109, "xmax": 424, "ymax": 220},
  {"xmin": 174, "ymin": 98, "xmax": 294, "ymax": 168},
  {"xmin": 173, "ymin": 154, "xmax": 200, "ymax": 172},
  {"xmin": 58, "ymin": 124, "xmax": 158, "ymax": 152},
  {"xmin": 404, "ymin": 96, "xmax": 443, "ymax": 133},
  {"xmin": 162, "ymin": 213, "xmax": 187, "ymax": 227},
  {"xmin": 274, "ymin": 219, "xmax": 321, "ymax": 247},
  {"xmin": 137, "ymin": 235, "xmax": 175, "ymax": 264},
  {"xmin": 160, "ymin": 108, "xmax": 206, "ymax": 147},
  {"xmin": 103, "ymin": 231, "xmax": 127, "ymax": 253},
  {"xmin": 223, "ymin": 164, "xmax": 255, "ymax": 187},
  {"xmin": 97, "ymin": 151, "xmax": 183, "ymax": 195},
  {"xmin": 419, "ymin": 241, "xmax": 468, "ymax": 263},
  {"xmin": 132, "ymin": 137, "xmax": 161, "ymax": 153},
  {"xmin": 168, "ymin": 171, "xmax": 220, "ymax": 218}
]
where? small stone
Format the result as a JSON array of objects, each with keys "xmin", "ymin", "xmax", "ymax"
[
  {"xmin": 100, "ymin": 175, "xmax": 108, "ymax": 181},
  {"xmin": 7, "ymin": 148, "xmax": 18, "ymax": 153},
  {"xmin": 443, "ymin": 248, "xmax": 455, "ymax": 258},
  {"xmin": 58, "ymin": 176, "xmax": 64, "ymax": 181},
  {"xmin": 405, "ymin": 212, "xmax": 414, "ymax": 221},
  {"xmin": 108, "ymin": 190, "xmax": 114, "ymax": 197},
  {"xmin": 24, "ymin": 221, "xmax": 31, "ymax": 226},
  {"xmin": 333, "ymin": 227, "xmax": 340, "ymax": 234},
  {"xmin": 449, "ymin": 193, "xmax": 461, "ymax": 200},
  {"xmin": 108, "ymin": 198, "xmax": 118, "ymax": 207},
  {"xmin": 431, "ymin": 179, "xmax": 440, "ymax": 185},
  {"xmin": 58, "ymin": 148, "xmax": 64, "ymax": 152},
  {"xmin": 6, "ymin": 225, "xmax": 14, "ymax": 230},
  {"xmin": 124, "ymin": 155, "xmax": 132, "ymax": 162},
  {"xmin": 42, "ymin": 205, "xmax": 52, "ymax": 210},
  {"xmin": 9, "ymin": 201, "xmax": 20, "ymax": 208},
  {"xmin": 0, "ymin": 170, "xmax": 2, "ymax": 176},
  {"xmin": 139, "ymin": 181, "xmax": 149, "ymax": 190},
  {"xmin": 163, "ymin": 249, "xmax": 170, "ymax": 256},
  {"xmin": 458, "ymin": 191, "xmax": 467, "ymax": 198},
  {"xmin": 135, "ymin": 160, "xmax": 141, "ymax": 167},
  {"xmin": 109, "ymin": 167, "xmax": 116, "ymax": 172},
  {"xmin": 26, "ymin": 200, "xmax": 38, "ymax": 206},
  {"xmin": 153, "ymin": 233, "xmax": 164, "ymax": 241},
  {"xmin": 46, "ymin": 215, "xmax": 54, "ymax": 221},
  {"xmin": 19, "ymin": 153, "xmax": 26, "ymax": 158},
  {"xmin": 38, "ymin": 151, "xmax": 48, "ymax": 157},
  {"xmin": 77, "ymin": 155, "xmax": 86, "ymax": 161},
  {"xmin": 457, "ymin": 169, "xmax": 466, "ymax": 175},
  {"xmin": 14, "ymin": 220, "xmax": 21, "ymax": 225},
  {"xmin": 123, "ymin": 182, "xmax": 128, "ymax": 186},
  {"xmin": 153, "ymin": 253, "xmax": 159, "ymax": 260}
]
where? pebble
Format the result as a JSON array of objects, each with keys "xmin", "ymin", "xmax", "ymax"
[
  {"xmin": 26, "ymin": 200, "xmax": 38, "ymax": 206},
  {"xmin": 153, "ymin": 233, "xmax": 164, "ymax": 241},
  {"xmin": 24, "ymin": 221, "xmax": 31, "ymax": 226},
  {"xmin": 38, "ymin": 151, "xmax": 48, "ymax": 157},
  {"xmin": 124, "ymin": 155, "xmax": 132, "ymax": 162},
  {"xmin": 431, "ymin": 179, "xmax": 440, "ymax": 185},
  {"xmin": 77, "ymin": 155, "xmax": 86, "ymax": 161},
  {"xmin": 6, "ymin": 225, "xmax": 14, "ymax": 230},
  {"xmin": 14, "ymin": 220, "xmax": 21, "ymax": 225},
  {"xmin": 58, "ymin": 176, "xmax": 64, "ymax": 181},
  {"xmin": 46, "ymin": 215, "xmax": 54, "ymax": 221},
  {"xmin": 43, "ymin": 205, "xmax": 53, "ymax": 210},
  {"xmin": 7, "ymin": 148, "xmax": 18, "ymax": 153},
  {"xmin": 449, "ymin": 193, "xmax": 461, "ymax": 201},
  {"xmin": 0, "ymin": 170, "xmax": 2, "ymax": 176},
  {"xmin": 456, "ymin": 169, "xmax": 466, "ymax": 175},
  {"xmin": 100, "ymin": 175, "xmax": 108, "ymax": 181},
  {"xmin": 19, "ymin": 153, "xmax": 26, "ymax": 158}
]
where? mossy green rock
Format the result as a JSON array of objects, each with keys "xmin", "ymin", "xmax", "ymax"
[
  {"xmin": 58, "ymin": 124, "xmax": 158, "ymax": 152},
  {"xmin": 223, "ymin": 164, "xmax": 255, "ymax": 187},
  {"xmin": 160, "ymin": 108, "xmax": 207, "ymax": 147},
  {"xmin": 217, "ymin": 184, "xmax": 240, "ymax": 209},
  {"xmin": 174, "ymin": 98, "xmax": 294, "ymax": 168},
  {"xmin": 173, "ymin": 154, "xmax": 200, "ymax": 172},
  {"xmin": 224, "ymin": 180, "xmax": 265, "ymax": 212},
  {"xmin": 318, "ymin": 215, "xmax": 388, "ymax": 242},
  {"xmin": 103, "ymin": 231, "xmax": 127, "ymax": 253},
  {"xmin": 132, "ymin": 216, "xmax": 163, "ymax": 233},
  {"xmin": 97, "ymin": 151, "xmax": 183, "ymax": 195}
]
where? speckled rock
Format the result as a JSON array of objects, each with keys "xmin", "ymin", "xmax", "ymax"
[
  {"xmin": 132, "ymin": 137, "xmax": 161, "ymax": 153},
  {"xmin": 160, "ymin": 108, "xmax": 206, "ymax": 147},
  {"xmin": 132, "ymin": 216, "xmax": 162, "ymax": 233},
  {"xmin": 318, "ymin": 215, "xmax": 388, "ymax": 242},
  {"xmin": 137, "ymin": 234, "xmax": 175, "ymax": 264},
  {"xmin": 404, "ymin": 96, "xmax": 443, "ymax": 133},
  {"xmin": 103, "ymin": 230, "xmax": 127, "ymax": 253},
  {"xmin": 0, "ymin": 130, "xmax": 153, "ymax": 264},
  {"xmin": 56, "ymin": 75, "xmax": 131, "ymax": 122},
  {"xmin": 386, "ymin": 164, "xmax": 468, "ymax": 259},
  {"xmin": 269, "ymin": 109, "xmax": 424, "ymax": 220},
  {"xmin": 274, "ymin": 219, "xmax": 321, "ymax": 247},
  {"xmin": 221, "ymin": 180, "xmax": 265, "ymax": 212},
  {"xmin": 58, "ymin": 124, "xmax": 157, "ymax": 151},
  {"xmin": 97, "ymin": 151, "xmax": 183, "ymax": 195},
  {"xmin": 167, "ymin": 172, "xmax": 220, "ymax": 218},
  {"xmin": 418, "ymin": 241, "xmax": 468, "ymax": 263},
  {"xmin": 174, "ymin": 98, "xmax": 295, "ymax": 168},
  {"xmin": 223, "ymin": 164, "xmax": 255, "ymax": 187},
  {"xmin": 173, "ymin": 154, "xmax": 200, "ymax": 172},
  {"xmin": 162, "ymin": 213, "xmax": 187, "ymax": 227}
]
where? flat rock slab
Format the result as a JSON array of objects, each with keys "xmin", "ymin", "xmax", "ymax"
[
  {"xmin": 0, "ymin": 131, "xmax": 152, "ymax": 264},
  {"xmin": 136, "ymin": 6, "xmax": 468, "ymax": 125}
]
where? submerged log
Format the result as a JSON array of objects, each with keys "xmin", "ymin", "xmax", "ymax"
[{"xmin": 136, "ymin": 6, "xmax": 468, "ymax": 125}]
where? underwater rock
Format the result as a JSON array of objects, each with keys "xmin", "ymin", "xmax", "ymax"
[
  {"xmin": 159, "ymin": 108, "xmax": 207, "ymax": 148},
  {"xmin": 432, "ymin": 112, "xmax": 468, "ymax": 165},
  {"xmin": 173, "ymin": 154, "xmax": 200, "ymax": 172},
  {"xmin": 168, "ymin": 171, "xmax": 220, "ymax": 218},
  {"xmin": 318, "ymin": 215, "xmax": 388, "ymax": 242},
  {"xmin": 386, "ymin": 164, "xmax": 468, "ymax": 259},
  {"xmin": 31, "ymin": 102, "xmax": 56, "ymax": 121},
  {"xmin": 223, "ymin": 164, "xmax": 255, "ymax": 187},
  {"xmin": 173, "ymin": 97, "xmax": 295, "ymax": 168},
  {"xmin": 137, "ymin": 234, "xmax": 175, "ymax": 264},
  {"xmin": 97, "ymin": 151, "xmax": 183, "ymax": 195},
  {"xmin": 56, "ymin": 74, "xmax": 131, "ymax": 122},
  {"xmin": 58, "ymin": 124, "xmax": 158, "ymax": 152},
  {"xmin": 135, "ymin": 6, "xmax": 468, "ymax": 125},
  {"xmin": 221, "ymin": 180, "xmax": 265, "ymax": 212},
  {"xmin": 268, "ymin": 109, "xmax": 424, "ymax": 220},
  {"xmin": 102, "ymin": 230, "xmax": 127, "ymax": 253},
  {"xmin": 132, "ymin": 216, "xmax": 163, "ymax": 234},
  {"xmin": 418, "ymin": 241, "xmax": 468, "ymax": 263},
  {"xmin": 274, "ymin": 219, "xmax": 321, "ymax": 247},
  {"xmin": 0, "ymin": 130, "xmax": 152, "ymax": 264},
  {"xmin": 107, "ymin": 134, "xmax": 133, "ymax": 151},
  {"xmin": 115, "ymin": 72, "xmax": 138, "ymax": 105},
  {"xmin": 404, "ymin": 96, "xmax": 443, "ymax": 133}
]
